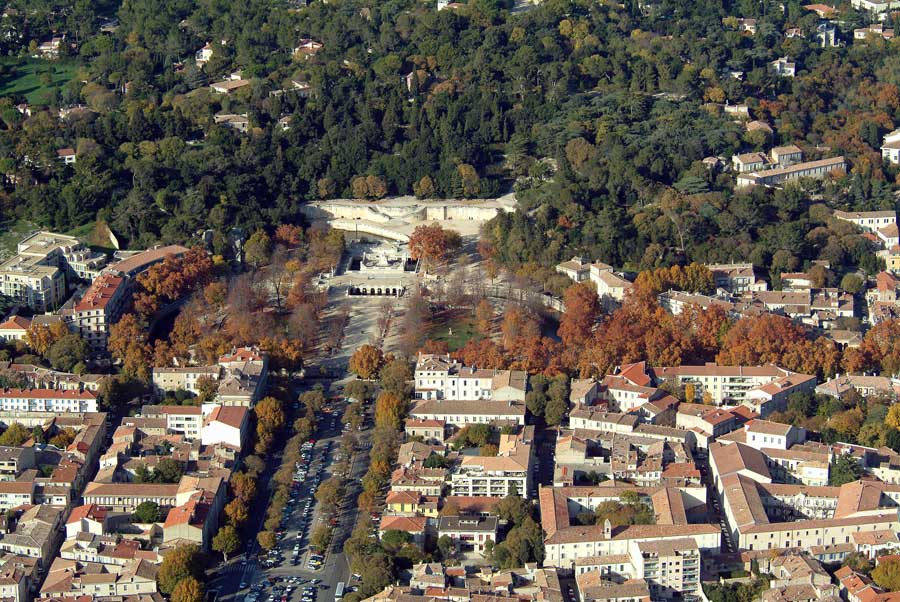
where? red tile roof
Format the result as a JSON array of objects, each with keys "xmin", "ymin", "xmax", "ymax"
[
  {"xmin": 74, "ymin": 273, "xmax": 124, "ymax": 312},
  {"xmin": 0, "ymin": 316, "xmax": 31, "ymax": 331}
]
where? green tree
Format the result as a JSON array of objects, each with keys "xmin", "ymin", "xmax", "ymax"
[
  {"xmin": 380, "ymin": 529, "xmax": 412, "ymax": 552},
  {"xmin": 310, "ymin": 524, "xmax": 333, "ymax": 552},
  {"xmin": 243, "ymin": 230, "xmax": 273, "ymax": 267},
  {"xmin": 0, "ymin": 424, "xmax": 31, "ymax": 446},
  {"xmin": 829, "ymin": 454, "xmax": 863, "ymax": 486},
  {"xmin": 154, "ymin": 458, "xmax": 184, "ymax": 483},
  {"xmin": 133, "ymin": 501, "xmax": 161, "ymax": 523},
  {"xmin": 47, "ymin": 334, "xmax": 89, "ymax": 372},
  {"xmin": 494, "ymin": 494, "xmax": 532, "ymax": 526}
]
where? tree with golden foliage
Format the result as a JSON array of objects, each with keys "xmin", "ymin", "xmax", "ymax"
[
  {"xmin": 349, "ymin": 344, "xmax": 384, "ymax": 379},
  {"xmin": 25, "ymin": 320, "xmax": 69, "ymax": 356},
  {"xmin": 108, "ymin": 314, "xmax": 152, "ymax": 381},
  {"xmin": 474, "ymin": 299, "xmax": 494, "ymax": 336},
  {"xmin": 375, "ymin": 391, "xmax": 407, "ymax": 430}
]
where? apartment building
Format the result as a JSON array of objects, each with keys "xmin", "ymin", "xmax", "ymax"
[
  {"xmin": 737, "ymin": 156, "xmax": 846, "ymax": 187},
  {"xmin": 82, "ymin": 483, "xmax": 180, "ymax": 513},
  {"xmin": 72, "ymin": 273, "xmax": 127, "ymax": 349},
  {"xmin": 0, "ymin": 253, "xmax": 65, "ymax": 313},
  {"xmin": 151, "ymin": 366, "xmax": 220, "ymax": 395},
  {"xmin": 409, "ymin": 398, "xmax": 527, "ymax": 427},
  {"xmin": 152, "ymin": 347, "xmax": 269, "ymax": 406},
  {"xmin": 817, "ymin": 374, "xmax": 900, "ymax": 400},
  {"xmin": 744, "ymin": 421, "xmax": 805, "ymax": 451},
  {"xmin": 744, "ymin": 373, "xmax": 817, "ymax": 417},
  {"xmin": 539, "ymin": 485, "xmax": 720, "ymax": 568},
  {"xmin": 0, "ymin": 388, "xmax": 97, "ymax": 413},
  {"xmin": 628, "ymin": 538, "xmax": 700, "ymax": 599},
  {"xmin": 39, "ymin": 557, "xmax": 158, "ymax": 598},
  {"xmin": 140, "ymin": 405, "xmax": 203, "ymax": 439},
  {"xmin": 414, "ymin": 354, "xmax": 526, "ymax": 401},
  {"xmin": 450, "ymin": 430, "xmax": 532, "ymax": 497},
  {"xmin": 707, "ymin": 263, "xmax": 767, "ymax": 293},
  {"xmin": 650, "ymin": 364, "xmax": 794, "ymax": 405},
  {"xmin": 834, "ymin": 210, "xmax": 897, "ymax": 233},
  {"xmin": 0, "ymin": 232, "xmax": 109, "ymax": 312},
  {"xmin": 0, "ymin": 448, "xmax": 35, "ymax": 482},
  {"xmin": 0, "ymin": 482, "xmax": 34, "ymax": 511}
]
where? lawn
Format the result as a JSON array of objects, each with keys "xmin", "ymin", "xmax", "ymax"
[
  {"xmin": 428, "ymin": 309, "xmax": 480, "ymax": 351},
  {"xmin": 0, "ymin": 59, "xmax": 80, "ymax": 105},
  {"xmin": 0, "ymin": 218, "xmax": 37, "ymax": 261}
]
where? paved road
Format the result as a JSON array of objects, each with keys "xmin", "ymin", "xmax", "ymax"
[{"xmin": 210, "ymin": 291, "xmax": 388, "ymax": 602}]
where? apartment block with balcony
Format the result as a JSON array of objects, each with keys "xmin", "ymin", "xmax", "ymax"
[{"xmin": 628, "ymin": 538, "xmax": 700, "ymax": 600}]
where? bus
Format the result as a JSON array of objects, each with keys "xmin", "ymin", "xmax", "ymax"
[{"xmin": 334, "ymin": 583, "xmax": 345, "ymax": 601}]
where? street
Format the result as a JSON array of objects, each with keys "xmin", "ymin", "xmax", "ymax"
[{"xmin": 209, "ymin": 288, "xmax": 396, "ymax": 602}]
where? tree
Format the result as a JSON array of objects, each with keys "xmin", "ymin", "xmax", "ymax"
[
  {"xmin": 887, "ymin": 404, "xmax": 900, "ymax": 430},
  {"xmin": 494, "ymin": 494, "xmax": 532, "ymax": 526},
  {"xmin": 310, "ymin": 524, "xmax": 332, "ymax": 552},
  {"xmin": 558, "ymin": 282, "xmax": 600, "ymax": 346},
  {"xmin": 47, "ymin": 334, "xmax": 89, "ymax": 372},
  {"xmin": 108, "ymin": 314, "xmax": 152, "ymax": 380},
  {"xmin": 157, "ymin": 544, "xmax": 203, "ymax": 595},
  {"xmin": 255, "ymin": 397, "xmax": 286, "ymax": 432},
  {"xmin": 408, "ymin": 224, "xmax": 462, "ymax": 269},
  {"xmin": 873, "ymin": 558, "xmax": 900, "ymax": 591},
  {"xmin": 829, "ymin": 454, "xmax": 863, "ymax": 486},
  {"xmin": 25, "ymin": 321, "xmax": 69, "ymax": 355},
  {"xmin": 257, "ymin": 530, "xmax": 277, "ymax": 550},
  {"xmin": 224, "ymin": 498, "xmax": 249, "ymax": 527},
  {"xmin": 171, "ymin": 577, "xmax": 205, "ymax": 602},
  {"xmin": 244, "ymin": 230, "xmax": 273, "ymax": 267},
  {"xmin": 154, "ymin": 458, "xmax": 184, "ymax": 483},
  {"xmin": 349, "ymin": 345, "xmax": 384, "ymax": 379},
  {"xmin": 315, "ymin": 477, "xmax": 344, "ymax": 511},
  {"xmin": 841, "ymin": 273, "xmax": 864, "ymax": 294},
  {"xmin": 48, "ymin": 427, "xmax": 76, "ymax": 448},
  {"xmin": 133, "ymin": 501, "xmax": 161, "ymax": 523},
  {"xmin": 375, "ymin": 391, "xmax": 407, "ymax": 430},
  {"xmin": 212, "ymin": 525, "xmax": 241, "ymax": 561},
  {"xmin": 380, "ymin": 530, "xmax": 412, "ymax": 552},
  {"xmin": 0, "ymin": 423, "xmax": 30, "ymax": 446},
  {"xmin": 379, "ymin": 359, "xmax": 412, "ymax": 397},
  {"xmin": 475, "ymin": 299, "xmax": 494, "ymax": 336},
  {"xmin": 437, "ymin": 535, "xmax": 453, "ymax": 559},
  {"xmin": 230, "ymin": 472, "xmax": 257, "ymax": 502}
]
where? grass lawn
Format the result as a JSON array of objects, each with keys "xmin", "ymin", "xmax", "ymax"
[
  {"xmin": 0, "ymin": 218, "xmax": 37, "ymax": 261},
  {"xmin": 0, "ymin": 59, "xmax": 80, "ymax": 105},
  {"xmin": 428, "ymin": 310, "xmax": 480, "ymax": 351}
]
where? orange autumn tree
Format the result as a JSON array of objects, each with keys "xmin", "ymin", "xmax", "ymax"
[
  {"xmin": 349, "ymin": 344, "xmax": 385, "ymax": 379},
  {"xmin": 25, "ymin": 320, "xmax": 70, "ymax": 355},
  {"xmin": 716, "ymin": 314, "xmax": 838, "ymax": 377},
  {"xmin": 133, "ymin": 247, "xmax": 214, "ymax": 317},
  {"xmin": 108, "ymin": 313, "xmax": 152, "ymax": 380},
  {"xmin": 843, "ymin": 319, "xmax": 900, "ymax": 376},
  {"xmin": 409, "ymin": 224, "xmax": 462, "ymax": 269},
  {"xmin": 581, "ymin": 291, "xmax": 699, "ymax": 377},
  {"xmin": 558, "ymin": 281, "xmax": 600, "ymax": 346}
]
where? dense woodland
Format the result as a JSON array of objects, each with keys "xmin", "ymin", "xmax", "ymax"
[{"xmin": 0, "ymin": 0, "xmax": 897, "ymax": 279}]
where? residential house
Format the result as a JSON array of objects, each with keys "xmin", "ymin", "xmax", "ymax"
[
  {"xmin": 770, "ymin": 57, "xmax": 796, "ymax": 77},
  {"xmin": 437, "ymin": 516, "xmax": 498, "ymax": 554},
  {"xmin": 0, "ymin": 317, "xmax": 30, "ymax": 343}
]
